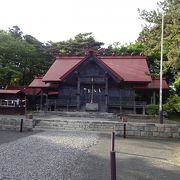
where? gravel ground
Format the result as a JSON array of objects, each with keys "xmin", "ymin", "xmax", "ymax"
[
  {"xmin": 0, "ymin": 131, "xmax": 98, "ymax": 180},
  {"xmin": 0, "ymin": 130, "xmax": 179, "ymax": 180}
]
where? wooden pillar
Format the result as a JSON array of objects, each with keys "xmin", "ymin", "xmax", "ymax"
[
  {"xmin": 133, "ymin": 91, "xmax": 136, "ymax": 114},
  {"xmin": 45, "ymin": 92, "xmax": 48, "ymax": 112},
  {"xmin": 77, "ymin": 76, "xmax": 80, "ymax": 111},
  {"xmin": 54, "ymin": 100, "xmax": 57, "ymax": 111},
  {"xmin": 119, "ymin": 89, "xmax": 122, "ymax": 114},
  {"xmin": 133, "ymin": 101, "xmax": 136, "ymax": 114},
  {"xmin": 153, "ymin": 91, "xmax": 156, "ymax": 104},
  {"xmin": 105, "ymin": 75, "xmax": 108, "ymax": 112},
  {"xmin": 32, "ymin": 88, "xmax": 36, "ymax": 110},
  {"xmin": 143, "ymin": 105, "xmax": 145, "ymax": 115},
  {"xmin": 40, "ymin": 89, "xmax": 43, "ymax": 111}
]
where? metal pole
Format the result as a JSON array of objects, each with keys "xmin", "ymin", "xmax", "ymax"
[
  {"xmin": 20, "ymin": 119, "xmax": 23, "ymax": 132},
  {"xmin": 25, "ymin": 95, "xmax": 27, "ymax": 116},
  {"xmin": 40, "ymin": 90, "xmax": 43, "ymax": 111},
  {"xmin": 110, "ymin": 151, "xmax": 116, "ymax": 180},
  {"xmin": 159, "ymin": 14, "xmax": 164, "ymax": 124},
  {"xmin": 111, "ymin": 131, "xmax": 115, "ymax": 151},
  {"xmin": 110, "ymin": 131, "xmax": 116, "ymax": 180},
  {"xmin": 123, "ymin": 123, "xmax": 126, "ymax": 138}
]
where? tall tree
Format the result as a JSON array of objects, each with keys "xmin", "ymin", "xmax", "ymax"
[
  {"xmin": 24, "ymin": 34, "xmax": 53, "ymax": 74},
  {"xmin": 101, "ymin": 42, "xmax": 144, "ymax": 56},
  {"xmin": 51, "ymin": 33, "xmax": 104, "ymax": 56},
  {"xmin": 137, "ymin": 0, "xmax": 180, "ymax": 81},
  {"xmin": 138, "ymin": 0, "xmax": 180, "ymax": 113},
  {"xmin": 0, "ymin": 30, "xmax": 41, "ymax": 87},
  {"xmin": 9, "ymin": 25, "xmax": 23, "ymax": 39}
]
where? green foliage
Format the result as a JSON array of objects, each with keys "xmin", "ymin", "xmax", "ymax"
[
  {"xmin": 146, "ymin": 104, "xmax": 159, "ymax": 115},
  {"xmin": 138, "ymin": 0, "xmax": 180, "ymax": 83},
  {"xmin": 0, "ymin": 31, "xmax": 36, "ymax": 87},
  {"xmin": 174, "ymin": 74, "xmax": 180, "ymax": 95},
  {"xmin": 164, "ymin": 94, "xmax": 180, "ymax": 113},
  {"xmin": 0, "ymin": 28, "xmax": 105, "ymax": 87},
  {"xmin": 0, "ymin": 27, "xmax": 54, "ymax": 87},
  {"xmin": 9, "ymin": 26, "xmax": 23, "ymax": 39},
  {"xmin": 51, "ymin": 33, "xmax": 104, "ymax": 56},
  {"xmin": 102, "ymin": 42, "xmax": 144, "ymax": 56}
]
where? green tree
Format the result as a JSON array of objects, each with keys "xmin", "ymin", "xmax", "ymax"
[
  {"xmin": 137, "ymin": 0, "xmax": 180, "ymax": 81},
  {"xmin": 102, "ymin": 42, "xmax": 144, "ymax": 56},
  {"xmin": 24, "ymin": 34, "xmax": 53, "ymax": 74},
  {"xmin": 0, "ymin": 30, "xmax": 38, "ymax": 87},
  {"xmin": 9, "ymin": 25, "xmax": 23, "ymax": 39},
  {"xmin": 51, "ymin": 33, "xmax": 104, "ymax": 56}
]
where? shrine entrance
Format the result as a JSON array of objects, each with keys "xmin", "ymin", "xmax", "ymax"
[{"xmin": 80, "ymin": 79, "xmax": 106, "ymax": 112}]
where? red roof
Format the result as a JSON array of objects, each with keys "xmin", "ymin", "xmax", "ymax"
[
  {"xmin": 43, "ymin": 57, "xmax": 84, "ymax": 82},
  {"xmin": 148, "ymin": 78, "xmax": 169, "ymax": 89},
  {"xmin": 29, "ymin": 76, "xmax": 51, "ymax": 88},
  {"xmin": 100, "ymin": 56, "xmax": 151, "ymax": 82},
  {"xmin": 0, "ymin": 89, "xmax": 21, "ymax": 94},
  {"xmin": 42, "ymin": 55, "xmax": 151, "ymax": 83},
  {"xmin": 7, "ymin": 86, "xmax": 41, "ymax": 96},
  {"xmin": 134, "ymin": 78, "xmax": 169, "ymax": 90}
]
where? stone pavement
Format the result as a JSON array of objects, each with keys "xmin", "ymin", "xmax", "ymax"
[
  {"xmin": 80, "ymin": 135, "xmax": 180, "ymax": 180},
  {"xmin": 0, "ymin": 130, "xmax": 179, "ymax": 180}
]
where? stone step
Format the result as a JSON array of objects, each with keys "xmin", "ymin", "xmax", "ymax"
[
  {"xmin": 34, "ymin": 119, "xmax": 120, "ymax": 133},
  {"xmin": 33, "ymin": 111, "xmax": 161, "ymax": 122},
  {"xmin": 33, "ymin": 111, "xmax": 117, "ymax": 119}
]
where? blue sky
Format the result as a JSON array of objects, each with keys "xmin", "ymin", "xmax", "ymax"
[{"xmin": 0, "ymin": 0, "xmax": 159, "ymax": 45}]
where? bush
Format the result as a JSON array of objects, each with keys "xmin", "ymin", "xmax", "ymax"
[
  {"xmin": 146, "ymin": 104, "xmax": 159, "ymax": 115},
  {"xmin": 164, "ymin": 94, "xmax": 180, "ymax": 113}
]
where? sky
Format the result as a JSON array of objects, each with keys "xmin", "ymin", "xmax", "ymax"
[{"xmin": 0, "ymin": 0, "xmax": 159, "ymax": 46}]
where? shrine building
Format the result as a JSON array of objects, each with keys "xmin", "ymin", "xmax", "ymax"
[{"xmin": 29, "ymin": 51, "xmax": 168, "ymax": 114}]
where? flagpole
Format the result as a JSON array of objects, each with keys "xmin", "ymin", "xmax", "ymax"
[{"xmin": 159, "ymin": 13, "xmax": 164, "ymax": 124}]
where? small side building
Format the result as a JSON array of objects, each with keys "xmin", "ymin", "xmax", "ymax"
[{"xmin": 0, "ymin": 89, "xmax": 25, "ymax": 114}]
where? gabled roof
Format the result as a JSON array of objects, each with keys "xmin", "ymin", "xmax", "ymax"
[
  {"xmin": 42, "ymin": 54, "xmax": 151, "ymax": 83},
  {"xmin": 100, "ymin": 56, "xmax": 151, "ymax": 82},
  {"xmin": 0, "ymin": 89, "xmax": 21, "ymax": 94},
  {"xmin": 29, "ymin": 76, "xmax": 51, "ymax": 88},
  {"xmin": 43, "ymin": 57, "xmax": 84, "ymax": 82}
]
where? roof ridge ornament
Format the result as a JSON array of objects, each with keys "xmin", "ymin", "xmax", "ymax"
[{"xmin": 83, "ymin": 48, "xmax": 98, "ymax": 56}]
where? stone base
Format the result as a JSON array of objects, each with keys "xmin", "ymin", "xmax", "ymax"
[{"xmin": 85, "ymin": 103, "xmax": 99, "ymax": 111}]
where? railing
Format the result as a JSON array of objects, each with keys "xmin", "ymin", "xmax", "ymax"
[
  {"xmin": 0, "ymin": 99, "xmax": 25, "ymax": 107},
  {"xmin": 109, "ymin": 100, "xmax": 146, "ymax": 107},
  {"xmin": 47, "ymin": 98, "xmax": 77, "ymax": 107},
  {"xmin": 48, "ymin": 98, "xmax": 146, "ymax": 108}
]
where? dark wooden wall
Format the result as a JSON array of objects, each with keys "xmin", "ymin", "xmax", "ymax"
[{"xmin": 54, "ymin": 59, "xmax": 135, "ymax": 112}]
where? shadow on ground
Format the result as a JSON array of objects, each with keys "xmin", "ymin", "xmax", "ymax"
[
  {"xmin": 70, "ymin": 135, "xmax": 180, "ymax": 180},
  {"xmin": 0, "ymin": 131, "xmax": 37, "ymax": 144},
  {"xmin": 72, "ymin": 149, "xmax": 180, "ymax": 180}
]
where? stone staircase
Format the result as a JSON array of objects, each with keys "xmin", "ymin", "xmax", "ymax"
[
  {"xmin": 33, "ymin": 111, "xmax": 159, "ymax": 122},
  {"xmin": 33, "ymin": 118, "xmax": 120, "ymax": 133},
  {"xmin": 33, "ymin": 111, "xmax": 159, "ymax": 133},
  {"xmin": 33, "ymin": 116, "xmax": 180, "ymax": 139},
  {"xmin": 33, "ymin": 111, "xmax": 119, "ymax": 132},
  {"xmin": 32, "ymin": 112, "xmax": 180, "ymax": 139},
  {"xmin": 33, "ymin": 111, "xmax": 118, "ymax": 119}
]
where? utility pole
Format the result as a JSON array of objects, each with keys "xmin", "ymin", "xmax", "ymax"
[{"xmin": 159, "ymin": 13, "xmax": 164, "ymax": 124}]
